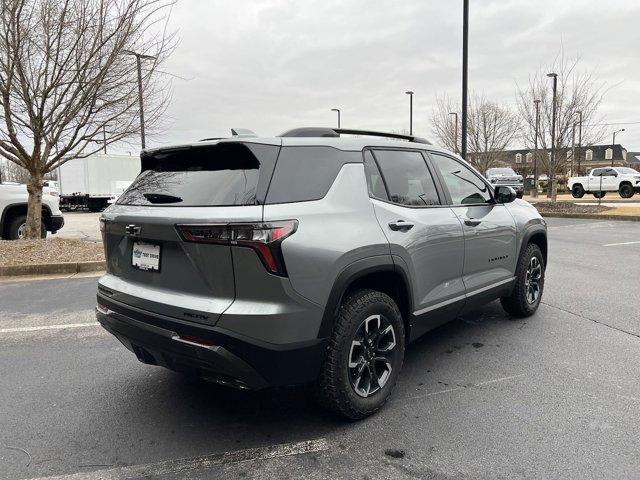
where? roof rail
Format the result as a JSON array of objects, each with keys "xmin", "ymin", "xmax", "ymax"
[{"xmin": 278, "ymin": 127, "xmax": 430, "ymax": 144}]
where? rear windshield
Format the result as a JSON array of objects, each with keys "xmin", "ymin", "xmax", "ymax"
[{"xmin": 117, "ymin": 142, "xmax": 279, "ymax": 206}]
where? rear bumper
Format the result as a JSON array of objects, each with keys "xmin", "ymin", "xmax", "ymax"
[
  {"xmin": 49, "ymin": 214, "xmax": 64, "ymax": 233},
  {"xmin": 96, "ymin": 294, "xmax": 327, "ymax": 389}
]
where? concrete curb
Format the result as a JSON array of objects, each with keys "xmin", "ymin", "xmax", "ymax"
[
  {"xmin": 538, "ymin": 212, "xmax": 640, "ymax": 221},
  {"xmin": 0, "ymin": 260, "xmax": 106, "ymax": 277}
]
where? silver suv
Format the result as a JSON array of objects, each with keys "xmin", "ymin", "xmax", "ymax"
[{"xmin": 96, "ymin": 128, "xmax": 547, "ymax": 419}]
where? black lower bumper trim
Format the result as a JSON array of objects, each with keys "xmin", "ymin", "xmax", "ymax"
[
  {"xmin": 49, "ymin": 215, "xmax": 64, "ymax": 233},
  {"xmin": 96, "ymin": 294, "xmax": 327, "ymax": 389}
]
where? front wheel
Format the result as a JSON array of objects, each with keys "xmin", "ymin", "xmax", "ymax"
[
  {"xmin": 619, "ymin": 184, "xmax": 634, "ymax": 199},
  {"xmin": 316, "ymin": 289, "xmax": 405, "ymax": 419},
  {"xmin": 7, "ymin": 214, "xmax": 46, "ymax": 240},
  {"xmin": 500, "ymin": 243, "xmax": 545, "ymax": 317}
]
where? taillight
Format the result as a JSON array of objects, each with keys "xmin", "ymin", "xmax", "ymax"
[{"xmin": 176, "ymin": 221, "xmax": 298, "ymax": 276}]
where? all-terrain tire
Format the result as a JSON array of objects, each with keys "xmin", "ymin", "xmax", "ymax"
[
  {"xmin": 7, "ymin": 214, "xmax": 46, "ymax": 240},
  {"xmin": 571, "ymin": 184, "xmax": 585, "ymax": 198},
  {"xmin": 619, "ymin": 183, "xmax": 634, "ymax": 199},
  {"xmin": 315, "ymin": 289, "xmax": 405, "ymax": 420},
  {"xmin": 500, "ymin": 243, "xmax": 545, "ymax": 317}
]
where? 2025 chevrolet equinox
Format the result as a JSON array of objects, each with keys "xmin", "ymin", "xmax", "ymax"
[{"xmin": 96, "ymin": 128, "xmax": 547, "ymax": 419}]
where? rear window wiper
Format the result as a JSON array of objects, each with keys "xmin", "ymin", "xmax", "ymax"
[{"xmin": 143, "ymin": 193, "xmax": 183, "ymax": 204}]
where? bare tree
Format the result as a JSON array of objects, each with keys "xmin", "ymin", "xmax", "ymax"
[
  {"xmin": 0, "ymin": 0, "xmax": 175, "ymax": 238},
  {"xmin": 517, "ymin": 55, "xmax": 606, "ymax": 200},
  {"xmin": 431, "ymin": 94, "xmax": 520, "ymax": 174}
]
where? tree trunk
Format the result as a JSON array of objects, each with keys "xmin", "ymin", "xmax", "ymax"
[
  {"xmin": 550, "ymin": 178, "xmax": 558, "ymax": 202},
  {"xmin": 25, "ymin": 171, "xmax": 44, "ymax": 239}
]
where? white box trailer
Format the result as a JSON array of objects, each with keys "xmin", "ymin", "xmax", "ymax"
[{"xmin": 58, "ymin": 153, "xmax": 140, "ymax": 211}]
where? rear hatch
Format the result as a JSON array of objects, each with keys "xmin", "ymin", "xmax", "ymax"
[{"xmin": 99, "ymin": 140, "xmax": 281, "ymax": 325}]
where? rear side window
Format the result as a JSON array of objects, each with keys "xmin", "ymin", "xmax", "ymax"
[
  {"xmin": 363, "ymin": 151, "xmax": 388, "ymax": 200},
  {"xmin": 265, "ymin": 146, "xmax": 360, "ymax": 204},
  {"xmin": 117, "ymin": 142, "xmax": 279, "ymax": 206},
  {"xmin": 371, "ymin": 150, "xmax": 440, "ymax": 206}
]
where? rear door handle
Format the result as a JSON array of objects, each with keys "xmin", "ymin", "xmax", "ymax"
[
  {"xmin": 388, "ymin": 220, "xmax": 414, "ymax": 231},
  {"xmin": 463, "ymin": 218, "xmax": 481, "ymax": 227}
]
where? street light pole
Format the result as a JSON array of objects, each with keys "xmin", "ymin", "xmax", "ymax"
[
  {"xmin": 331, "ymin": 108, "xmax": 341, "ymax": 128},
  {"xmin": 611, "ymin": 128, "xmax": 625, "ymax": 167},
  {"xmin": 122, "ymin": 50, "xmax": 157, "ymax": 150},
  {"xmin": 547, "ymin": 72, "xmax": 558, "ymax": 199},
  {"xmin": 461, "ymin": 0, "xmax": 469, "ymax": 160},
  {"xmin": 405, "ymin": 91, "xmax": 414, "ymax": 135},
  {"xmin": 577, "ymin": 111, "xmax": 583, "ymax": 175},
  {"xmin": 533, "ymin": 99, "xmax": 540, "ymax": 197},
  {"xmin": 449, "ymin": 112, "xmax": 458, "ymax": 154}
]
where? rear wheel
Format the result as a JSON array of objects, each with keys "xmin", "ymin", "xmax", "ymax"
[
  {"xmin": 500, "ymin": 243, "xmax": 545, "ymax": 317},
  {"xmin": 593, "ymin": 191, "xmax": 606, "ymax": 199},
  {"xmin": 7, "ymin": 214, "xmax": 46, "ymax": 240},
  {"xmin": 571, "ymin": 184, "xmax": 585, "ymax": 198},
  {"xmin": 316, "ymin": 289, "xmax": 405, "ymax": 419},
  {"xmin": 619, "ymin": 183, "xmax": 634, "ymax": 199}
]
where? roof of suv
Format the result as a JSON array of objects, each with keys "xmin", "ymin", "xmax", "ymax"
[{"xmin": 144, "ymin": 129, "xmax": 456, "ymax": 157}]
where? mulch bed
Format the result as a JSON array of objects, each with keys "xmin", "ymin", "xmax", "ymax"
[
  {"xmin": 0, "ymin": 238, "xmax": 104, "ymax": 267},
  {"xmin": 533, "ymin": 202, "xmax": 613, "ymax": 215}
]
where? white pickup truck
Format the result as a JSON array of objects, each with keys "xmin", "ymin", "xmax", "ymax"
[
  {"xmin": 0, "ymin": 183, "xmax": 64, "ymax": 239},
  {"xmin": 568, "ymin": 167, "xmax": 640, "ymax": 199}
]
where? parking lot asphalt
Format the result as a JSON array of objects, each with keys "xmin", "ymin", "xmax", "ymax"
[
  {"xmin": 55, "ymin": 211, "xmax": 102, "ymax": 242},
  {"xmin": 1, "ymin": 217, "xmax": 639, "ymax": 479}
]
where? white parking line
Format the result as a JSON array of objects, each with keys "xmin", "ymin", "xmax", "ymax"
[
  {"xmin": 0, "ymin": 322, "xmax": 99, "ymax": 334},
  {"xmin": 26, "ymin": 438, "xmax": 329, "ymax": 480},
  {"xmin": 603, "ymin": 241, "xmax": 640, "ymax": 247}
]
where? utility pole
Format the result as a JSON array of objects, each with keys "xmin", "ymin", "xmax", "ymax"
[
  {"xmin": 122, "ymin": 50, "xmax": 157, "ymax": 149},
  {"xmin": 103, "ymin": 125, "xmax": 107, "ymax": 154},
  {"xmin": 461, "ymin": 0, "xmax": 469, "ymax": 160},
  {"xmin": 577, "ymin": 111, "xmax": 583, "ymax": 175},
  {"xmin": 405, "ymin": 91, "xmax": 414, "ymax": 135},
  {"xmin": 570, "ymin": 122, "xmax": 576, "ymax": 176},
  {"xmin": 331, "ymin": 108, "xmax": 341, "ymax": 128},
  {"xmin": 547, "ymin": 72, "xmax": 558, "ymax": 200},
  {"xmin": 533, "ymin": 99, "xmax": 540, "ymax": 198}
]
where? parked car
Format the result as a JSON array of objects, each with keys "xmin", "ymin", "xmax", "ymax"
[
  {"xmin": 0, "ymin": 182, "xmax": 64, "ymax": 239},
  {"xmin": 568, "ymin": 167, "xmax": 640, "ymax": 199},
  {"xmin": 485, "ymin": 167, "xmax": 524, "ymax": 198},
  {"xmin": 96, "ymin": 128, "xmax": 548, "ymax": 419}
]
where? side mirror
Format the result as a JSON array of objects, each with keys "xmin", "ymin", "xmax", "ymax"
[{"xmin": 494, "ymin": 185, "xmax": 517, "ymax": 204}]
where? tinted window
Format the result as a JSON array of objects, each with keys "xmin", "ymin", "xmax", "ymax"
[
  {"xmin": 118, "ymin": 142, "xmax": 279, "ymax": 206},
  {"xmin": 363, "ymin": 150, "xmax": 388, "ymax": 200},
  {"xmin": 592, "ymin": 168, "xmax": 604, "ymax": 177},
  {"xmin": 265, "ymin": 146, "xmax": 360, "ymax": 204},
  {"xmin": 372, "ymin": 150, "xmax": 440, "ymax": 206},
  {"xmin": 430, "ymin": 153, "xmax": 492, "ymax": 205}
]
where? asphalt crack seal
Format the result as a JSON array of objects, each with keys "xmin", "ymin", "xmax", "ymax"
[
  {"xmin": 541, "ymin": 301, "xmax": 640, "ymax": 340},
  {"xmin": 25, "ymin": 438, "xmax": 329, "ymax": 480}
]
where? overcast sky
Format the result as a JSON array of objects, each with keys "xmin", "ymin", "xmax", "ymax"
[{"xmin": 149, "ymin": 0, "xmax": 640, "ymax": 151}]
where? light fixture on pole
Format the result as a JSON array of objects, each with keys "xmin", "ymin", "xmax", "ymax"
[
  {"xmin": 449, "ymin": 112, "xmax": 458, "ymax": 154},
  {"xmin": 611, "ymin": 128, "xmax": 625, "ymax": 167},
  {"xmin": 330, "ymin": 108, "xmax": 341, "ymax": 129},
  {"xmin": 405, "ymin": 91, "xmax": 414, "ymax": 135},
  {"xmin": 122, "ymin": 49, "xmax": 157, "ymax": 149}
]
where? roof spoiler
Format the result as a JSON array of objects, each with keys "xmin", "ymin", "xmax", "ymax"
[
  {"xmin": 278, "ymin": 127, "xmax": 431, "ymax": 145},
  {"xmin": 199, "ymin": 128, "xmax": 258, "ymax": 142}
]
